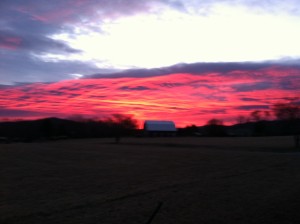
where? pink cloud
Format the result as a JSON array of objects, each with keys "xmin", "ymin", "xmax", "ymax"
[
  {"xmin": 1, "ymin": 68, "xmax": 300, "ymax": 127},
  {"xmin": 0, "ymin": 36, "xmax": 22, "ymax": 50},
  {"xmin": 13, "ymin": 0, "xmax": 150, "ymax": 24}
]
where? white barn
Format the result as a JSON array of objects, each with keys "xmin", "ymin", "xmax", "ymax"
[{"xmin": 144, "ymin": 120, "xmax": 176, "ymax": 136}]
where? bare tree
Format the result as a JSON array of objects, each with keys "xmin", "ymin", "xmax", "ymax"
[
  {"xmin": 272, "ymin": 102, "xmax": 300, "ymax": 120},
  {"xmin": 236, "ymin": 115, "xmax": 247, "ymax": 124},
  {"xmin": 263, "ymin": 111, "xmax": 271, "ymax": 120},
  {"xmin": 205, "ymin": 119, "xmax": 226, "ymax": 136},
  {"xmin": 250, "ymin": 110, "xmax": 262, "ymax": 122},
  {"xmin": 106, "ymin": 114, "xmax": 138, "ymax": 143},
  {"xmin": 207, "ymin": 118, "xmax": 223, "ymax": 126},
  {"xmin": 248, "ymin": 110, "xmax": 271, "ymax": 123},
  {"xmin": 272, "ymin": 100, "xmax": 300, "ymax": 148}
]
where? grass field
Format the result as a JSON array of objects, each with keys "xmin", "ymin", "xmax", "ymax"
[{"xmin": 1, "ymin": 136, "xmax": 300, "ymax": 224}]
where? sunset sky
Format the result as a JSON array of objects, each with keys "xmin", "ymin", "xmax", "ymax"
[{"xmin": 1, "ymin": 0, "xmax": 300, "ymax": 127}]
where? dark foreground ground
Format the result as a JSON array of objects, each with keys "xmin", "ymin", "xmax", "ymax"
[{"xmin": 1, "ymin": 136, "xmax": 300, "ymax": 224}]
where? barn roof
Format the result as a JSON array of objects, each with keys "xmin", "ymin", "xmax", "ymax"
[{"xmin": 144, "ymin": 120, "xmax": 176, "ymax": 131}]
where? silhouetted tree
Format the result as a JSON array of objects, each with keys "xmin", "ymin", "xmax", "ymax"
[
  {"xmin": 205, "ymin": 119, "xmax": 226, "ymax": 136},
  {"xmin": 248, "ymin": 110, "xmax": 272, "ymax": 136},
  {"xmin": 106, "ymin": 114, "xmax": 138, "ymax": 143},
  {"xmin": 273, "ymin": 102, "xmax": 300, "ymax": 120},
  {"xmin": 249, "ymin": 110, "xmax": 263, "ymax": 136},
  {"xmin": 248, "ymin": 110, "xmax": 271, "ymax": 122},
  {"xmin": 263, "ymin": 111, "xmax": 271, "ymax": 120},
  {"xmin": 236, "ymin": 115, "xmax": 247, "ymax": 124},
  {"xmin": 207, "ymin": 118, "xmax": 223, "ymax": 126},
  {"xmin": 178, "ymin": 124, "xmax": 199, "ymax": 136},
  {"xmin": 272, "ymin": 100, "xmax": 300, "ymax": 148},
  {"xmin": 250, "ymin": 110, "xmax": 262, "ymax": 122}
]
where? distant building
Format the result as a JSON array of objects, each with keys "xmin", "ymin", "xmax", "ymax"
[{"xmin": 144, "ymin": 120, "xmax": 177, "ymax": 136}]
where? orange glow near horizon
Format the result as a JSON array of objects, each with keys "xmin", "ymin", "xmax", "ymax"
[{"xmin": 1, "ymin": 69, "xmax": 300, "ymax": 127}]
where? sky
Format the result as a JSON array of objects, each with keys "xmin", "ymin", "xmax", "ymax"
[{"xmin": 0, "ymin": 0, "xmax": 300, "ymax": 127}]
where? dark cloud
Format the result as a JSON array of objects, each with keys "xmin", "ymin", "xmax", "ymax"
[
  {"xmin": 84, "ymin": 84, "xmax": 107, "ymax": 89},
  {"xmin": 1, "ymin": 0, "xmax": 146, "ymax": 84},
  {"xmin": 47, "ymin": 90, "xmax": 65, "ymax": 96},
  {"xmin": 0, "ymin": 11, "xmax": 87, "ymax": 84},
  {"xmin": 89, "ymin": 61, "xmax": 300, "ymax": 79},
  {"xmin": 240, "ymin": 97, "xmax": 260, "ymax": 102},
  {"xmin": 119, "ymin": 86, "xmax": 152, "ymax": 91},
  {"xmin": 0, "ymin": 51, "xmax": 100, "ymax": 84},
  {"xmin": 15, "ymin": 95, "xmax": 31, "ymax": 100},
  {"xmin": 232, "ymin": 82, "xmax": 273, "ymax": 92},
  {"xmin": 0, "ymin": 33, "xmax": 21, "ymax": 50},
  {"xmin": 2, "ymin": 0, "xmax": 298, "ymax": 17},
  {"xmin": 0, "ymin": 84, "xmax": 13, "ymax": 89},
  {"xmin": 23, "ymin": 35, "xmax": 80, "ymax": 54},
  {"xmin": 1, "ymin": 0, "xmax": 300, "ymax": 85},
  {"xmin": 235, "ymin": 105, "xmax": 269, "ymax": 110},
  {"xmin": 0, "ymin": 108, "xmax": 48, "ymax": 117},
  {"xmin": 210, "ymin": 109, "xmax": 227, "ymax": 114},
  {"xmin": 0, "ymin": 29, "xmax": 81, "ymax": 53},
  {"xmin": 0, "ymin": 0, "xmax": 151, "ymax": 24},
  {"xmin": 192, "ymin": 93, "xmax": 227, "ymax": 102},
  {"xmin": 160, "ymin": 82, "xmax": 185, "ymax": 88},
  {"xmin": 90, "ymin": 67, "xmax": 167, "ymax": 79},
  {"xmin": 195, "ymin": 108, "xmax": 228, "ymax": 115},
  {"xmin": 279, "ymin": 77, "xmax": 300, "ymax": 90}
]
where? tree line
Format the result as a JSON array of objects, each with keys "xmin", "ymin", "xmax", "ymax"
[
  {"xmin": 0, "ymin": 99, "xmax": 299, "ymax": 147},
  {"xmin": 201, "ymin": 100, "xmax": 300, "ymax": 147},
  {"xmin": 0, "ymin": 114, "xmax": 138, "ymax": 143}
]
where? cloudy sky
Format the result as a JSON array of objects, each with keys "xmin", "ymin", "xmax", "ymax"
[{"xmin": 1, "ymin": 0, "xmax": 300, "ymax": 126}]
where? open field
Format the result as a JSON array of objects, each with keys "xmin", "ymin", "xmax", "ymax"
[{"xmin": 1, "ymin": 136, "xmax": 300, "ymax": 224}]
